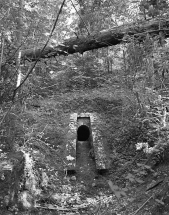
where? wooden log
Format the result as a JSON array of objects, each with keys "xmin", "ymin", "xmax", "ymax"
[{"xmin": 21, "ymin": 18, "xmax": 169, "ymax": 62}]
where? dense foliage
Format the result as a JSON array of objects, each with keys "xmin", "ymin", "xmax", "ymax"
[{"xmin": 1, "ymin": 0, "xmax": 169, "ymax": 214}]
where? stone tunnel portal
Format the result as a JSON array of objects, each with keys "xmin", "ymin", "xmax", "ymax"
[{"xmin": 77, "ymin": 125, "xmax": 90, "ymax": 141}]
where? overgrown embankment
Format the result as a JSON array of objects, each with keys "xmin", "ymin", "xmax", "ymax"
[{"xmin": 1, "ymin": 85, "xmax": 169, "ymax": 214}]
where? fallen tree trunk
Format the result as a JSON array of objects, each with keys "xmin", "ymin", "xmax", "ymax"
[{"xmin": 22, "ymin": 18, "xmax": 169, "ymax": 61}]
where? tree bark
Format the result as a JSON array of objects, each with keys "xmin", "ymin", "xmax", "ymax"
[
  {"xmin": 21, "ymin": 18, "xmax": 169, "ymax": 61},
  {"xmin": 16, "ymin": 0, "xmax": 23, "ymax": 88}
]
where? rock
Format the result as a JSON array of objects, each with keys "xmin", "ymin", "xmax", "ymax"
[
  {"xmin": 71, "ymin": 176, "xmax": 76, "ymax": 181},
  {"xmin": 18, "ymin": 191, "xmax": 34, "ymax": 210}
]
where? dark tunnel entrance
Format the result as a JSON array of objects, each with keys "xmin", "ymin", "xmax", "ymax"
[{"xmin": 77, "ymin": 125, "xmax": 90, "ymax": 141}]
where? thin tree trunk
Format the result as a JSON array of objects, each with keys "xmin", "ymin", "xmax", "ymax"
[{"xmin": 16, "ymin": 0, "xmax": 23, "ymax": 89}]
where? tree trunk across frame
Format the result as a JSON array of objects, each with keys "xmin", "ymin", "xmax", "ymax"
[{"xmin": 21, "ymin": 18, "xmax": 169, "ymax": 61}]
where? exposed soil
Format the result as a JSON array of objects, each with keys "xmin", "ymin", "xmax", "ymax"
[{"xmin": 2, "ymin": 91, "xmax": 169, "ymax": 215}]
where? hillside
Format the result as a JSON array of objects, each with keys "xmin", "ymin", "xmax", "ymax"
[{"xmin": 1, "ymin": 0, "xmax": 169, "ymax": 214}]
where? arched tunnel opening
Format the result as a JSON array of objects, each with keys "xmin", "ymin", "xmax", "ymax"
[{"xmin": 77, "ymin": 125, "xmax": 90, "ymax": 141}]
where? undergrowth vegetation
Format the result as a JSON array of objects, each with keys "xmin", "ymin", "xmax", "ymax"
[
  {"xmin": 1, "ymin": 0, "xmax": 169, "ymax": 214},
  {"xmin": 1, "ymin": 40, "xmax": 169, "ymax": 213}
]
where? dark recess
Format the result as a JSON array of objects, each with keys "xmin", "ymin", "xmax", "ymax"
[{"xmin": 77, "ymin": 125, "xmax": 90, "ymax": 141}]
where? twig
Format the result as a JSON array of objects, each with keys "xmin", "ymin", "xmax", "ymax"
[
  {"xmin": 35, "ymin": 205, "xmax": 78, "ymax": 211},
  {"xmin": 0, "ymin": 36, "xmax": 4, "ymax": 76},
  {"xmin": 130, "ymin": 195, "xmax": 153, "ymax": 215},
  {"xmin": 146, "ymin": 179, "xmax": 163, "ymax": 192}
]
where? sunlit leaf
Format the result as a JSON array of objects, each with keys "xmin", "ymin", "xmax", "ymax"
[
  {"xmin": 120, "ymin": 190, "xmax": 127, "ymax": 197},
  {"xmin": 155, "ymin": 199, "xmax": 165, "ymax": 205},
  {"xmin": 115, "ymin": 191, "xmax": 121, "ymax": 199},
  {"xmin": 128, "ymin": 197, "xmax": 135, "ymax": 202},
  {"xmin": 135, "ymin": 178, "xmax": 144, "ymax": 184},
  {"xmin": 108, "ymin": 180, "xmax": 119, "ymax": 191}
]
